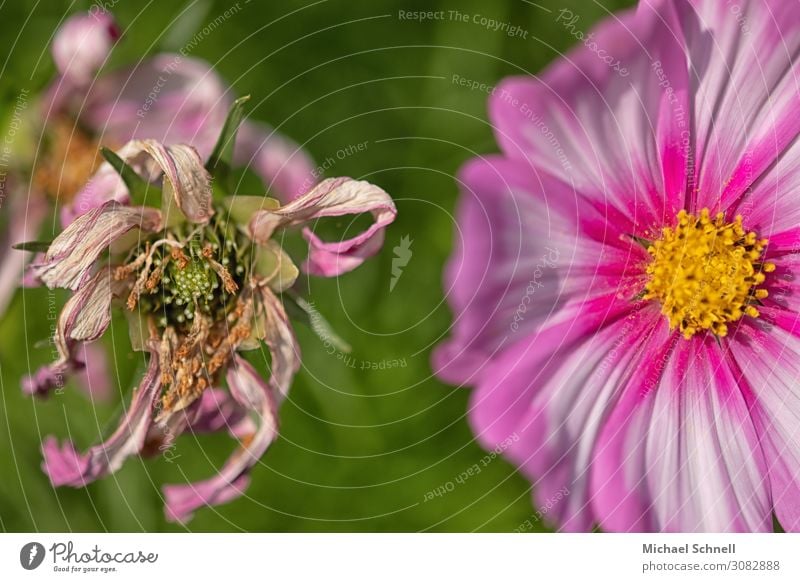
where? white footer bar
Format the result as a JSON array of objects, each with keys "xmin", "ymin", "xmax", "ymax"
[{"xmin": 1, "ymin": 533, "xmax": 798, "ymax": 581}]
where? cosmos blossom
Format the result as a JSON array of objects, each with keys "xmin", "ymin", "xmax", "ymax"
[
  {"xmin": 434, "ymin": 0, "xmax": 800, "ymax": 531},
  {"xmin": 30, "ymin": 131, "xmax": 395, "ymax": 522},
  {"xmin": 8, "ymin": 10, "xmax": 316, "ymax": 400}
]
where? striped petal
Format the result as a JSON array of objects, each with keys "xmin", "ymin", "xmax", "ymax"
[
  {"xmin": 591, "ymin": 336, "xmax": 772, "ymax": 532},
  {"xmin": 34, "ymin": 201, "xmax": 161, "ymax": 290},
  {"xmin": 23, "ymin": 267, "xmax": 115, "ymax": 397}
]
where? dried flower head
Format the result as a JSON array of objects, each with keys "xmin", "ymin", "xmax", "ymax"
[{"xmin": 24, "ymin": 103, "xmax": 396, "ymax": 521}]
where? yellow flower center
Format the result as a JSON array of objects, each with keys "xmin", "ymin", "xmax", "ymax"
[{"xmin": 643, "ymin": 209, "xmax": 774, "ymax": 339}]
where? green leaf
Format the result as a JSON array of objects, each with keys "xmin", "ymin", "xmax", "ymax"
[
  {"xmin": 12, "ymin": 240, "xmax": 51, "ymax": 252},
  {"xmin": 100, "ymin": 147, "xmax": 162, "ymax": 208},
  {"xmin": 284, "ymin": 291, "xmax": 352, "ymax": 354},
  {"xmin": 206, "ymin": 95, "xmax": 251, "ymax": 193}
]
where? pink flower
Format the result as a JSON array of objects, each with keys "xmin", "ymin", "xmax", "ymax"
[
  {"xmin": 33, "ymin": 136, "xmax": 396, "ymax": 522},
  {"xmin": 434, "ymin": 0, "xmax": 800, "ymax": 532}
]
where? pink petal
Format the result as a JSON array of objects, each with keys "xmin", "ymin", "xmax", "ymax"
[
  {"xmin": 434, "ymin": 155, "xmax": 650, "ymax": 386},
  {"xmin": 22, "ymin": 366, "xmax": 73, "ymax": 398},
  {"xmin": 432, "ymin": 157, "xmax": 562, "ymax": 385},
  {"xmin": 728, "ymin": 127, "xmax": 800, "ymax": 239},
  {"xmin": 727, "ymin": 309, "xmax": 800, "ymax": 531},
  {"xmin": 143, "ymin": 388, "xmax": 253, "ymax": 457},
  {"xmin": 469, "ymin": 295, "xmax": 658, "ymax": 531},
  {"xmin": 645, "ymin": 0, "xmax": 691, "ymax": 213},
  {"xmin": 81, "ymin": 55, "xmax": 231, "ymax": 159},
  {"xmin": 51, "ymin": 11, "xmax": 119, "ymax": 86},
  {"xmin": 61, "ymin": 164, "xmax": 131, "ymax": 227},
  {"xmin": 74, "ymin": 342, "xmax": 112, "ymax": 402},
  {"xmin": 682, "ymin": 0, "xmax": 800, "ymax": 213},
  {"xmin": 0, "ymin": 182, "xmax": 48, "ymax": 315},
  {"xmin": 591, "ymin": 336, "xmax": 772, "ymax": 532},
  {"xmin": 489, "ymin": 3, "xmax": 686, "ymax": 228},
  {"xmin": 186, "ymin": 388, "xmax": 253, "ymax": 437},
  {"xmin": 249, "ymin": 177, "xmax": 397, "ymax": 277},
  {"xmin": 41, "ymin": 438, "xmax": 90, "ymax": 486}
]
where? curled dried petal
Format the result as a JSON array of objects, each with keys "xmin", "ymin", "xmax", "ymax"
[
  {"xmin": 249, "ymin": 177, "xmax": 396, "ymax": 276},
  {"xmin": 41, "ymin": 347, "xmax": 161, "ymax": 486}
]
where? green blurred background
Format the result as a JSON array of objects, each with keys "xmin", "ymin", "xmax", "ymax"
[{"xmin": 0, "ymin": 0, "xmax": 632, "ymax": 532}]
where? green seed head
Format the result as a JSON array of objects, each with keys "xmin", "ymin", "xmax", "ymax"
[{"xmin": 170, "ymin": 259, "xmax": 216, "ymax": 304}]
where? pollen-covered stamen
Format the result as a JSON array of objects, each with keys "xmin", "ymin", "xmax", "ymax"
[
  {"xmin": 114, "ymin": 246, "xmax": 149, "ymax": 281},
  {"xmin": 157, "ymin": 313, "xmax": 212, "ymax": 417},
  {"xmin": 644, "ymin": 209, "xmax": 775, "ymax": 339},
  {"xmin": 170, "ymin": 247, "xmax": 190, "ymax": 270},
  {"xmin": 159, "ymin": 327, "xmax": 178, "ymax": 387},
  {"xmin": 206, "ymin": 297, "xmax": 254, "ymax": 374},
  {"xmin": 156, "ymin": 295, "xmax": 255, "ymax": 419},
  {"xmin": 122, "ymin": 239, "xmax": 181, "ymax": 310},
  {"xmin": 202, "ymin": 244, "xmax": 239, "ymax": 294}
]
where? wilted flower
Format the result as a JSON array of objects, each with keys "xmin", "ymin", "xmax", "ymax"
[
  {"xmin": 6, "ymin": 10, "xmax": 316, "ymax": 402},
  {"xmin": 3, "ymin": 9, "xmax": 314, "ymax": 323},
  {"xmin": 27, "ymin": 109, "xmax": 395, "ymax": 520},
  {"xmin": 435, "ymin": 0, "xmax": 800, "ymax": 531}
]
